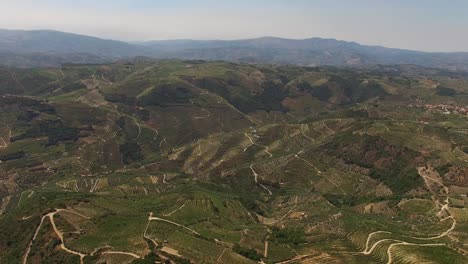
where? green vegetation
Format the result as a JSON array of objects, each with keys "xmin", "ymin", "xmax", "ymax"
[
  {"xmin": 0, "ymin": 60, "xmax": 467, "ymax": 264},
  {"xmin": 436, "ymin": 86, "xmax": 457, "ymax": 96},
  {"xmin": 271, "ymin": 227, "xmax": 306, "ymax": 245},
  {"xmin": 233, "ymin": 244, "xmax": 262, "ymax": 261},
  {"xmin": 120, "ymin": 142, "xmax": 144, "ymax": 164}
]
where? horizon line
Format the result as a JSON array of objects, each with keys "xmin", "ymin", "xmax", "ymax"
[{"xmin": 1, "ymin": 28, "xmax": 468, "ymax": 54}]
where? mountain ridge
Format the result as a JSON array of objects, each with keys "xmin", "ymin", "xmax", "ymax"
[{"xmin": 1, "ymin": 29, "xmax": 468, "ymax": 71}]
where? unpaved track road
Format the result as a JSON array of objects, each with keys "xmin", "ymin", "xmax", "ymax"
[
  {"xmin": 23, "ymin": 209, "xmax": 88, "ymax": 264},
  {"xmin": 361, "ymin": 231, "xmax": 392, "ymax": 254},
  {"xmin": 23, "ymin": 215, "xmax": 49, "ymax": 264},
  {"xmin": 163, "ymin": 201, "xmax": 189, "ymax": 216},
  {"xmin": 0, "ymin": 129, "xmax": 11, "ymax": 149},
  {"xmin": 23, "ymin": 209, "xmax": 143, "ymax": 264},
  {"xmin": 244, "ymin": 133, "xmax": 273, "ymax": 158},
  {"xmin": 216, "ymin": 248, "xmax": 228, "ymax": 262},
  {"xmin": 149, "ymin": 213, "xmax": 200, "ymax": 236},
  {"xmin": 143, "ymin": 219, "xmax": 159, "ymax": 249},
  {"xmin": 101, "ymin": 251, "xmax": 140, "ymax": 259},
  {"xmin": 0, "ymin": 137, "xmax": 7, "ymax": 148},
  {"xmin": 359, "ymin": 166, "xmax": 456, "ymax": 263},
  {"xmin": 250, "ymin": 164, "xmax": 259, "ymax": 183},
  {"xmin": 250, "ymin": 164, "xmax": 273, "ymax": 195}
]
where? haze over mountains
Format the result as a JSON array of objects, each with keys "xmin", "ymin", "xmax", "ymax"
[{"xmin": 1, "ymin": 29, "xmax": 468, "ymax": 71}]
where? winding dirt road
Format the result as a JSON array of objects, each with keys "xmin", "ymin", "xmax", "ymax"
[
  {"xmin": 244, "ymin": 133, "xmax": 273, "ymax": 158},
  {"xmin": 23, "ymin": 209, "xmax": 144, "ymax": 264},
  {"xmin": 361, "ymin": 231, "xmax": 392, "ymax": 254},
  {"xmin": 250, "ymin": 164, "xmax": 259, "ymax": 183},
  {"xmin": 23, "ymin": 209, "xmax": 88, "ymax": 264},
  {"xmin": 250, "ymin": 164, "xmax": 273, "ymax": 195},
  {"xmin": 359, "ymin": 166, "xmax": 457, "ymax": 263}
]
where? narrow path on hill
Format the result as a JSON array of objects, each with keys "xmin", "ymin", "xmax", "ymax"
[
  {"xmin": 361, "ymin": 231, "xmax": 392, "ymax": 254},
  {"xmin": 197, "ymin": 141, "xmax": 202, "ymax": 156},
  {"xmin": 22, "ymin": 214, "xmax": 49, "ymax": 264},
  {"xmin": 0, "ymin": 137, "xmax": 7, "ymax": 148},
  {"xmin": 148, "ymin": 213, "xmax": 200, "ymax": 236},
  {"xmin": 244, "ymin": 133, "xmax": 273, "ymax": 158},
  {"xmin": 163, "ymin": 201, "xmax": 189, "ymax": 217},
  {"xmin": 143, "ymin": 219, "xmax": 159, "ymax": 249},
  {"xmin": 130, "ymin": 115, "xmax": 142, "ymax": 140},
  {"xmin": 270, "ymin": 196, "xmax": 299, "ymax": 225},
  {"xmin": 59, "ymin": 68, "xmax": 65, "ymax": 79},
  {"xmin": 294, "ymin": 152, "xmax": 322, "ymax": 174},
  {"xmin": 90, "ymin": 178, "xmax": 100, "ymax": 193},
  {"xmin": 275, "ymin": 254, "xmax": 315, "ymax": 264},
  {"xmin": 259, "ymin": 184, "xmax": 273, "ymax": 195},
  {"xmin": 101, "ymin": 251, "xmax": 140, "ymax": 259},
  {"xmin": 17, "ymin": 191, "xmax": 28, "ymax": 208},
  {"xmin": 250, "ymin": 164, "xmax": 259, "ymax": 183},
  {"xmin": 379, "ymin": 122, "xmax": 390, "ymax": 132},
  {"xmin": 49, "ymin": 210, "xmax": 87, "ymax": 263},
  {"xmin": 264, "ymin": 235, "xmax": 270, "ymax": 258},
  {"xmin": 8, "ymin": 70, "xmax": 25, "ymax": 90},
  {"xmin": 300, "ymin": 124, "xmax": 315, "ymax": 143},
  {"xmin": 216, "ymin": 248, "xmax": 227, "ymax": 262},
  {"xmin": 322, "ymin": 121, "xmax": 335, "ymax": 135},
  {"xmin": 101, "ymin": 73, "xmax": 113, "ymax": 85},
  {"xmin": 0, "ymin": 129, "xmax": 11, "ymax": 149},
  {"xmin": 250, "ymin": 164, "xmax": 272, "ymax": 195},
  {"xmin": 295, "ymin": 151, "xmax": 345, "ymax": 194},
  {"xmin": 451, "ymin": 147, "xmax": 468, "ymax": 163},
  {"xmin": 22, "ymin": 210, "xmax": 88, "ymax": 264},
  {"xmin": 22, "ymin": 215, "xmax": 33, "ymax": 220}
]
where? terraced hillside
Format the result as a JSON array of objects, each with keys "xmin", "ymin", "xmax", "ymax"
[{"xmin": 0, "ymin": 60, "xmax": 467, "ymax": 264}]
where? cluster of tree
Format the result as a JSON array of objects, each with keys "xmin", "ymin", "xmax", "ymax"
[
  {"xmin": 0, "ymin": 151, "xmax": 26, "ymax": 162},
  {"xmin": 61, "ymin": 82, "xmax": 87, "ymax": 93},
  {"xmin": 297, "ymin": 81, "xmax": 332, "ymax": 101},
  {"xmin": 11, "ymin": 119, "xmax": 80, "ymax": 146},
  {"xmin": 329, "ymin": 74, "xmax": 387, "ymax": 103},
  {"xmin": 119, "ymin": 142, "xmax": 144, "ymax": 164},
  {"xmin": 139, "ymin": 84, "xmax": 194, "ymax": 107},
  {"xmin": 271, "ymin": 227, "xmax": 306, "ymax": 245},
  {"xmin": 104, "ymin": 94, "xmax": 137, "ymax": 105},
  {"xmin": 436, "ymin": 86, "xmax": 457, "ymax": 96},
  {"xmin": 325, "ymin": 134, "xmax": 422, "ymax": 194},
  {"xmin": 232, "ymin": 244, "xmax": 263, "ymax": 261}
]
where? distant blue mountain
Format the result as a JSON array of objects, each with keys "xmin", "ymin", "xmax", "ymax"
[{"xmin": 1, "ymin": 29, "xmax": 468, "ymax": 70}]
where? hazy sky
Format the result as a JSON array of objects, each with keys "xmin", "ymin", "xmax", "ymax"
[{"xmin": 1, "ymin": 0, "xmax": 467, "ymax": 52}]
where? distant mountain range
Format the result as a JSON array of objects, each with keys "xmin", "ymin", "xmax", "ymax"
[{"xmin": 1, "ymin": 29, "xmax": 468, "ymax": 70}]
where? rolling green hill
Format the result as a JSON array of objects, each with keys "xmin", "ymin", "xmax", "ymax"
[{"xmin": 0, "ymin": 60, "xmax": 467, "ymax": 264}]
